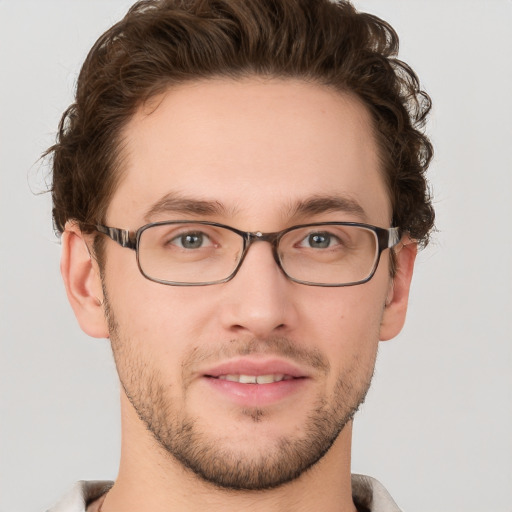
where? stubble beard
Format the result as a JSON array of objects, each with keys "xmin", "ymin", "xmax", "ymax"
[{"xmin": 104, "ymin": 292, "xmax": 376, "ymax": 491}]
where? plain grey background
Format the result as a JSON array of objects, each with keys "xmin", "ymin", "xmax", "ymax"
[{"xmin": 1, "ymin": 1, "xmax": 511, "ymax": 511}]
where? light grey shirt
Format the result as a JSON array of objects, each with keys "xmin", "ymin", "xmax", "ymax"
[{"xmin": 47, "ymin": 475, "xmax": 402, "ymax": 511}]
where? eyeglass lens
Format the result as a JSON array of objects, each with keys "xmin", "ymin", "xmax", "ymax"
[{"xmin": 137, "ymin": 222, "xmax": 380, "ymax": 286}]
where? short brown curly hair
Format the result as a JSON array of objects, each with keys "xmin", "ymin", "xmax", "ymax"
[{"xmin": 47, "ymin": 0, "xmax": 434, "ymax": 246}]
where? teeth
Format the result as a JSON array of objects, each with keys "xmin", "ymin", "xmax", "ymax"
[
  {"xmin": 224, "ymin": 374, "xmax": 243, "ymax": 382},
  {"xmin": 239, "ymin": 374, "xmax": 257, "ymax": 384},
  {"xmin": 256, "ymin": 374, "xmax": 277, "ymax": 384},
  {"xmin": 217, "ymin": 374, "xmax": 287, "ymax": 384}
]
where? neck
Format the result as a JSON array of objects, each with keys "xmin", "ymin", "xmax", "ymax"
[{"xmin": 102, "ymin": 394, "xmax": 357, "ymax": 512}]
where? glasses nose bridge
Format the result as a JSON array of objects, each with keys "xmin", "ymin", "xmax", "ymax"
[{"xmin": 243, "ymin": 230, "xmax": 282, "ymax": 265}]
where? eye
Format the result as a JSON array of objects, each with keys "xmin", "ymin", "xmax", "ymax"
[
  {"xmin": 171, "ymin": 231, "xmax": 212, "ymax": 249},
  {"xmin": 299, "ymin": 231, "xmax": 339, "ymax": 249}
]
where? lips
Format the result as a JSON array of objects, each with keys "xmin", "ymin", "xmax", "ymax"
[
  {"xmin": 217, "ymin": 374, "xmax": 293, "ymax": 384},
  {"xmin": 200, "ymin": 358, "xmax": 309, "ymax": 406},
  {"xmin": 203, "ymin": 358, "xmax": 307, "ymax": 381}
]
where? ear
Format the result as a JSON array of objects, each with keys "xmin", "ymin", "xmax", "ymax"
[
  {"xmin": 60, "ymin": 222, "xmax": 109, "ymax": 338},
  {"xmin": 379, "ymin": 238, "xmax": 417, "ymax": 341}
]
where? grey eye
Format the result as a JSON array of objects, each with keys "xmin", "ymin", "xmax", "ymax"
[
  {"xmin": 174, "ymin": 232, "xmax": 206, "ymax": 249},
  {"xmin": 306, "ymin": 232, "xmax": 333, "ymax": 249}
]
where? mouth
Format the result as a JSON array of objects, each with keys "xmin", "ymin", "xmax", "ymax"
[
  {"xmin": 210, "ymin": 374, "xmax": 297, "ymax": 384},
  {"xmin": 200, "ymin": 358, "xmax": 309, "ymax": 406},
  {"xmin": 202, "ymin": 357, "xmax": 307, "ymax": 381}
]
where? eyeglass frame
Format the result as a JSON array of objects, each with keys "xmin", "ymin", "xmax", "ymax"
[{"xmin": 93, "ymin": 220, "xmax": 401, "ymax": 287}]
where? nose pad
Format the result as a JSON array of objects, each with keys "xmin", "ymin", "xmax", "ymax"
[{"xmin": 218, "ymin": 241, "xmax": 297, "ymax": 338}]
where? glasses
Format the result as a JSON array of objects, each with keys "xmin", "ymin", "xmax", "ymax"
[{"xmin": 95, "ymin": 221, "xmax": 400, "ymax": 287}]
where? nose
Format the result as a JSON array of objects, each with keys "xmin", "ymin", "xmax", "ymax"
[{"xmin": 218, "ymin": 240, "xmax": 298, "ymax": 338}]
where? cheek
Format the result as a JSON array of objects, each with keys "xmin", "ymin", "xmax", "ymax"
[
  {"xmin": 104, "ymin": 268, "xmax": 219, "ymax": 368},
  {"xmin": 297, "ymin": 284, "xmax": 386, "ymax": 359}
]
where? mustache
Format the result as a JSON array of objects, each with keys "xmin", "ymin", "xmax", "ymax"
[{"xmin": 183, "ymin": 337, "xmax": 330, "ymax": 374}]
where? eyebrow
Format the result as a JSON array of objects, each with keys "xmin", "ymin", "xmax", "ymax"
[
  {"xmin": 143, "ymin": 192, "xmax": 235, "ymax": 221},
  {"xmin": 143, "ymin": 192, "xmax": 367, "ymax": 223},
  {"xmin": 286, "ymin": 195, "xmax": 367, "ymax": 221}
]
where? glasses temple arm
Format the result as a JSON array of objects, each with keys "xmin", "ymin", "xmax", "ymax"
[{"xmin": 95, "ymin": 225, "xmax": 137, "ymax": 250}]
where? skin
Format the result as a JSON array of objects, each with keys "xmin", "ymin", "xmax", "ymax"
[{"xmin": 61, "ymin": 78, "xmax": 417, "ymax": 512}]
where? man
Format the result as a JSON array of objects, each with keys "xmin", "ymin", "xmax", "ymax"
[{"xmin": 47, "ymin": 0, "xmax": 434, "ymax": 510}]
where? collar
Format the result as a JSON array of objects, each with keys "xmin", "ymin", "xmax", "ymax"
[{"xmin": 49, "ymin": 475, "xmax": 401, "ymax": 512}]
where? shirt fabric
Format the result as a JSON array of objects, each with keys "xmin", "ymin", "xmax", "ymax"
[{"xmin": 47, "ymin": 474, "xmax": 402, "ymax": 511}]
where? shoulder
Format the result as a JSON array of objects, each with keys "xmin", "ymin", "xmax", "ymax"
[
  {"xmin": 352, "ymin": 474, "xmax": 402, "ymax": 512},
  {"xmin": 47, "ymin": 481, "xmax": 113, "ymax": 512}
]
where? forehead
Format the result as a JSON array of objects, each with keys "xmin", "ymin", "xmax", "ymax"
[{"xmin": 109, "ymin": 78, "xmax": 390, "ymax": 228}]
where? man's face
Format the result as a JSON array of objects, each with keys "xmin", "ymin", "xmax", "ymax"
[{"xmin": 95, "ymin": 78, "xmax": 403, "ymax": 489}]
